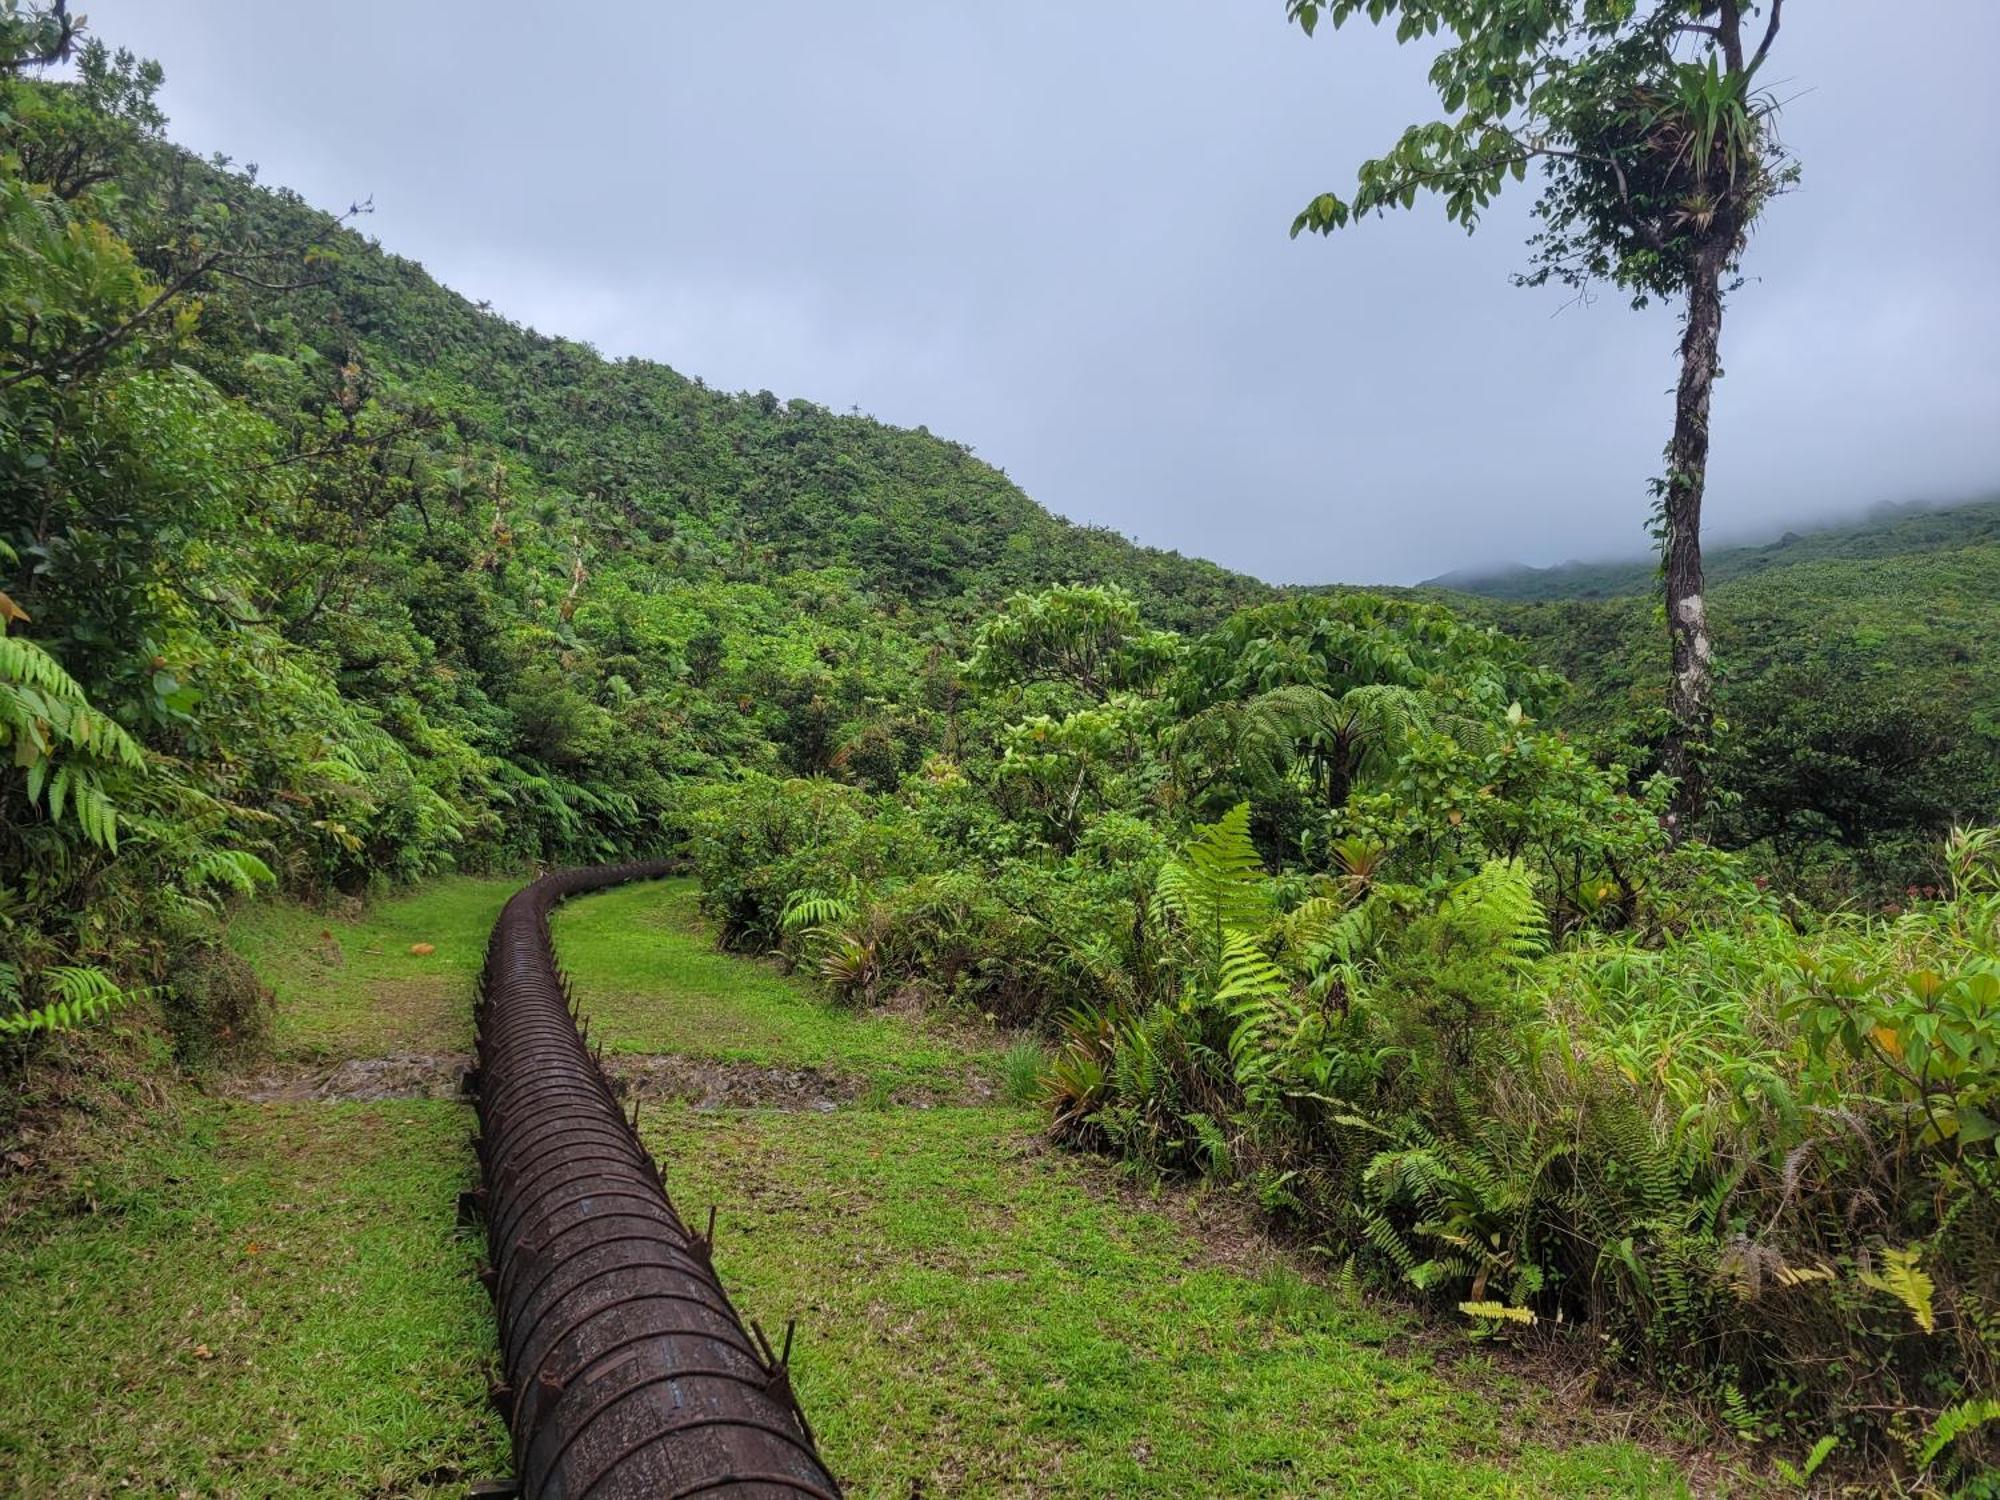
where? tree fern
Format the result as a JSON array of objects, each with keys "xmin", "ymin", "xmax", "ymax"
[
  {"xmin": 1224, "ymin": 681, "xmax": 1438, "ymax": 809},
  {"xmin": 1152, "ymin": 802, "xmax": 1270, "ymax": 954}
]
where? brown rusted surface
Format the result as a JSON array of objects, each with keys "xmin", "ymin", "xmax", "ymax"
[{"xmin": 473, "ymin": 863, "xmax": 841, "ymax": 1499}]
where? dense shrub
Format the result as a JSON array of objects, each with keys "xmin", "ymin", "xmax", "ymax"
[{"xmin": 1052, "ymin": 811, "xmax": 2000, "ymax": 1479}]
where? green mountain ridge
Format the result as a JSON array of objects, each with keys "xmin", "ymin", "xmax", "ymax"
[
  {"xmin": 203, "ymin": 160, "xmax": 1263, "ymax": 631},
  {"xmin": 1423, "ymin": 494, "xmax": 2000, "ymax": 600}
]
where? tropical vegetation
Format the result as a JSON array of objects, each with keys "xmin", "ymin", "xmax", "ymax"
[{"xmin": 2, "ymin": 4, "xmax": 1996, "ymax": 1490}]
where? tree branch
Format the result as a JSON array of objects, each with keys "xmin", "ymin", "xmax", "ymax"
[
  {"xmin": 212, "ymin": 266, "xmax": 334, "ymax": 293},
  {"xmin": 0, "ymin": 0, "xmax": 77, "ymax": 73},
  {"xmin": 0, "ymin": 249, "xmax": 224, "ymax": 389},
  {"xmin": 0, "ymin": 200, "xmax": 367, "ymax": 391},
  {"xmin": 1746, "ymin": 0, "xmax": 1783, "ymax": 79}
]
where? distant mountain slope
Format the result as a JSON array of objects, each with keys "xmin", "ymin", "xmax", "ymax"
[
  {"xmin": 199, "ymin": 161, "xmax": 1262, "ymax": 631},
  {"xmin": 1425, "ymin": 496, "xmax": 2000, "ymax": 601},
  {"xmin": 1442, "ymin": 538, "xmax": 2000, "ymax": 887}
]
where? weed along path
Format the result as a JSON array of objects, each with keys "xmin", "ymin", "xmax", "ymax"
[
  {"xmin": 552, "ymin": 879, "xmax": 1718, "ymax": 1499},
  {"xmin": 0, "ymin": 874, "xmax": 1735, "ymax": 1497}
]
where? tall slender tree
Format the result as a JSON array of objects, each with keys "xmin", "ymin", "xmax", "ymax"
[{"xmin": 1286, "ymin": 0, "xmax": 1791, "ymax": 835}]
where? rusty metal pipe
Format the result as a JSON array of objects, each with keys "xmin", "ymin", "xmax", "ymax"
[{"xmin": 472, "ymin": 863, "xmax": 840, "ymax": 1499}]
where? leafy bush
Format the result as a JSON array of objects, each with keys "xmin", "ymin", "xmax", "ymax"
[
  {"xmin": 161, "ymin": 941, "xmax": 271, "ymax": 1064},
  {"xmin": 1052, "ymin": 803, "xmax": 1999, "ymax": 1474}
]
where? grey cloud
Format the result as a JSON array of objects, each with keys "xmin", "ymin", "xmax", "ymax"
[{"xmin": 84, "ymin": 0, "xmax": 2000, "ymax": 583}]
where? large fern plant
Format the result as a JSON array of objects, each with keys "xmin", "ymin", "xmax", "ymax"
[
  {"xmin": 1150, "ymin": 801, "xmax": 1270, "ymax": 959},
  {"xmin": 1, "ymin": 576, "xmax": 143, "ymax": 853}
]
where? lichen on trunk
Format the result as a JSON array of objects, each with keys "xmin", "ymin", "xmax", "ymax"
[{"xmin": 1661, "ymin": 243, "xmax": 1729, "ymax": 838}]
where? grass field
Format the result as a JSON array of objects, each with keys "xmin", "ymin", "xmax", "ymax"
[
  {"xmin": 553, "ymin": 878, "xmax": 985, "ymax": 1099},
  {"xmin": 0, "ymin": 877, "xmax": 517, "ymax": 1498},
  {"xmin": 0, "ymin": 874, "xmax": 1749, "ymax": 1497}
]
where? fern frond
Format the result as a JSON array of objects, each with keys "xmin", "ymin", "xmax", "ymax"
[
  {"xmin": 1152, "ymin": 802, "xmax": 1270, "ymax": 950},
  {"xmin": 0, "ymin": 633, "xmax": 89, "ymax": 703},
  {"xmin": 1214, "ymin": 930, "xmax": 1286, "ymax": 1006},
  {"xmin": 1920, "ymin": 1397, "xmax": 2000, "ymax": 1468},
  {"xmin": 1459, "ymin": 1300, "xmax": 1537, "ymax": 1325},
  {"xmin": 781, "ymin": 888, "xmax": 858, "ymax": 934},
  {"xmin": 187, "ymin": 847, "xmax": 276, "ymax": 896},
  {"xmin": 1859, "ymin": 1245, "xmax": 1936, "ymax": 1333},
  {"xmin": 0, "ymin": 965, "xmax": 150, "ymax": 1035},
  {"xmin": 1442, "ymin": 859, "xmax": 1545, "ymax": 969}
]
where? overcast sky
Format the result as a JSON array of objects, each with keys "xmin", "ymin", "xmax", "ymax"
[{"xmin": 83, "ymin": 2, "xmax": 2000, "ymax": 584}]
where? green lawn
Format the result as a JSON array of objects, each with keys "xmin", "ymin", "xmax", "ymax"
[
  {"xmin": 552, "ymin": 878, "xmax": 983, "ymax": 1098},
  {"xmin": 225, "ymin": 874, "xmax": 515, "ymax": 1061},
  {"xmin": 0, "ymin": 1099, "xmax": 507, "ymax": 1498}
]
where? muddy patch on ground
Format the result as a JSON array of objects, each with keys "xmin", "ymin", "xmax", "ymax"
[
  {"xmin": 604, "ymin": 1055, "xmax": 860, "ymax": 1111},
  {"xmin": 228, "ymin": 1051, "xmax": 471, "ymax": 1103},
  {"xmin": 604, "ymin": 1054, "xmax": 995, "ymax": 1111},
  {"xmin": 596, "ymin": 1056, "xmax": 996, "ymax": 1120}
]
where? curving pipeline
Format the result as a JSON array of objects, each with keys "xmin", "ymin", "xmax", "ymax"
[{"xmin": 467, "ymin": 862, "xmax": 842, "ymax": 1500}]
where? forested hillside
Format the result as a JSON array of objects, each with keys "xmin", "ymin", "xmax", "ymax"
[
  {"xmin": 196, "ymin": 155, "xmax": 1260, "ymax": 627},
  {"xmin": 1433, "ymin": 511, "xmax": 2000, "ymax": 898},
  {"xmin": 1426, "ymin": 496, "xmax": 2000, "ymax": 602},
  {"xmin": 4, "ymin": 22, "xmax": 1998, "ymax": 1492},
  {"xmin": 0, "ymin": 39, "xmax": 1258, "ymax": 1034}
]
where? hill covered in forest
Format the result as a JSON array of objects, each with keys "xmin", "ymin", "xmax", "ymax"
[
  {"xmin": 1425, "ymin": 494, "xmax": 2000, "ymax": 601},
  {"xmin": 201, "ymin": 158, "xmax": 1261, "ymax": 631},
  {"xmin": 1430, "ymin": 509, "xmax": 2000, "ymax": 893}
]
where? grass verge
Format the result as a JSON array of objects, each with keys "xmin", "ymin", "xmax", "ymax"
[
  {"xmin": 553, "ymin": 878, "xmax": 982, "ymax": 1098},
  {"xmin": 224, "ymin": 875, "xmax": 515, "ymax": 1062},
  {"xmin": 0, "ymin": 1098, "xmax": 507, "ymax": 1497},
  {"xmin": 538, "ymin": 879, "xmax": 1735, "ymax": 1497},
  {"xmin": 1, "ymin": 875, "xmax": 520, "ymax": 1496}
]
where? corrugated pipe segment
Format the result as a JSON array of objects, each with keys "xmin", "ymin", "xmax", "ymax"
[{"xmin": 468, "ymin": 862, "xmax": 842, "ymax": 1499}]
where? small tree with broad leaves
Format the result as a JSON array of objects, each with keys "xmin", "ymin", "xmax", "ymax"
[{"xmin": 1287, "ymin": 0, "xmax": 1793, "ymax": 837}]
